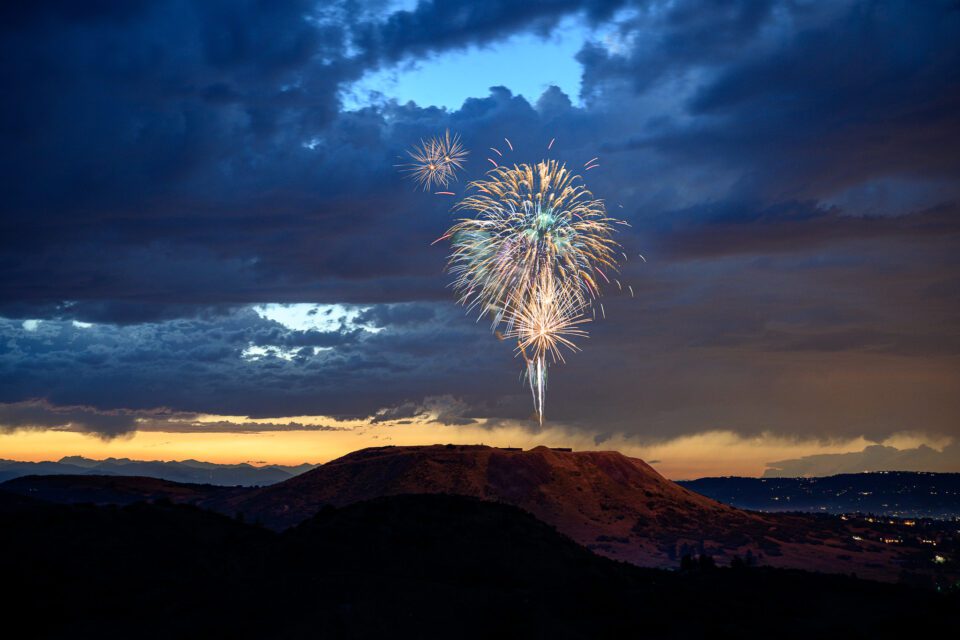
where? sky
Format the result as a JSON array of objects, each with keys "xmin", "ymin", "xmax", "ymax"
[{"xmin": 1, "ymin": 0, "xmax": 959, "ymax": 478}]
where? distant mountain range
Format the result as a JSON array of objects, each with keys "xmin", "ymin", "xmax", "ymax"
[
  {"xmin": 5, "ymin": 444, "xmax": 957, "ymax": 585},
  {"xmin": 679, "ymin": 472, "xmax": 960, "ymax": 519},
  {"xmin": 0, "ymin": 456, "xmax": 317, "ymax": 486}
]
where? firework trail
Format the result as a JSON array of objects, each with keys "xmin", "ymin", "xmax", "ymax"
[
  {"xmin": 444, "ymin": 159, "xmax": 625, "ymax": 424},
  {"xmin": 502, "ymin": 275, "xmax": 591, "ymax": 421},
  {"xmin": 400, "ymin": 130, "xmax": 468, "ymax": 190}
]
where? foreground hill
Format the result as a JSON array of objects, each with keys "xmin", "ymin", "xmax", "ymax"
[
  {"xmin": 4, "ymin": 445, "xmax": 954, "ymax": 583},
  {"xmin": 679, "ymin": 472, "xmax": 960, "ymax": 519},
  {"xmin": 1, "ymin": 490, "xmax": 956, "ymax": 639},
  {"xmin": 214, "ymin": 445, "xmax": 931, "ymax": 581}
]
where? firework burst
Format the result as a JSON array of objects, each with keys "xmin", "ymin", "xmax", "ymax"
[
  {"xmin": 443, "ymin": 159, "xmax": 625, "ymax": 424},
  {"xmin": 400, "ymin": 130, "xmax": 468, "ymax": 191},
  {"xmin": 505, "ymin": 276, "xmax": 590, "ymax": 365},
  {"xmin": 446, "ymin": 160, "xmax": 621, "ymax": 313},
  {"xmin": 502, "ymin": 276, "xmax": 592, "ymax": 422},
  {"xmin": 396, "ymin": 133, "xmax": 631, "ymax": 425}
]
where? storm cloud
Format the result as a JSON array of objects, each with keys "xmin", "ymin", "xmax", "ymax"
[
  {"xmin": 1, "ymin": 1, "xmax": 958, "ymax": 445},
  {"xmin": 0, "ymin": 399, "xmax": 147, "ymax": 439}
]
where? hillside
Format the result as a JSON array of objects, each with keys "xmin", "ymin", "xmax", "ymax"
[
  {"xmin": 4, "ymin": 445, "xmax": 953, "ymax": 583},
  {"xmin": 212, "ymin": 445, "xmax": 928, "ymax": 581},
  {"xmin": 1, "ymin": 490, "xmax": 956, "ymax": 639}
]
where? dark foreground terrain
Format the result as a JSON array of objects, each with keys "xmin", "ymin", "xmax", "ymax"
[
  {"xmin": 1, "ymin": 489, "xmax": 957, "ymax": 639},
  {"xmin": 7, "ymin": 445, "xmax": 957, "ymax": 583}
]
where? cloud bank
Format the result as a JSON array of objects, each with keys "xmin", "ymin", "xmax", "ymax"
[
  {"xmin": 764, "ymin": 443, "xmax": 960, "ymax": 477},
  {"xmin": 0, "ymin": 1, "xmax": 958, "ymax": 448}
]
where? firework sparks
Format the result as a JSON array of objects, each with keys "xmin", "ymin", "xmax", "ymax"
[
  {"xmin": 400, "ymin": 130, "xmax": 468, "ymax": 190},
  {"xmin": 505, "ymin": 284, "xmax": 590, "ymax": 365},
  {"xmin": 503, "ymin": 277, "xmax": 591, "ymax": 423},
  {"xmin": 396, "ymin": 132, "xmax": 635, "ymax": 425},
  {"xmin": 447, "ymin": 160, "xmax": 621, "ymax": 311},
  {"xmin": 443, "ymin": 159, "xmax": 626, "ymax": 423}
]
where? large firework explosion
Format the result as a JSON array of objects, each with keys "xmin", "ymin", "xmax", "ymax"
[
  {"xmin": 447, "ymin": 160, "xmax": 620, "ymax": 313},
  {"xmin": 447, "ymin": 159, "xmax": 623, "ymax": 424},
  {"xmin": 402, "ymin": 135, "xmax": 628, "ymax": 424}
]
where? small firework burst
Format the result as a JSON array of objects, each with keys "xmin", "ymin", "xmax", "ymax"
[{"xmin": 400, "ymin": 130, "xmax": 468, "ymax": 190}]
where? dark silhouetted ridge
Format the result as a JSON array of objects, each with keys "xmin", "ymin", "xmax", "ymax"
[
  {"xmin": 5, "ymin": 445, "xmax": 955, "ymax": 583},
  {"xmin": 2, "ymin": 490, "xmax": 957, "ymax": 638}
]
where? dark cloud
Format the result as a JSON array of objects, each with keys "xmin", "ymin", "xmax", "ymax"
[
  {"xmin": 0, "ymin": 1, "xmax": 619, "ymax": 319},
  {"xmin": 0, "ymin": 397, "xmax": 348, "ymax": 438},
  {"xmin": 2, "ymin": 1, "xmax": 958, "ymax": 317},
  {"xmin": 652, "ymin": 200, "xmax": 960, "ymax": 261},
  {"xmin": 586, "ymin": 0, "xmax": 960, "ymax": 201},
  {"xmin": 356, "ymin": 303, "xmax": 436, "ymax": 328},
  {"xmin": 0, "ymin": 399, "xmax": 144, "ymax": 439},
  {"xmin": 136, "ymin": 420, "xmax": 349, "ymax": 434},
  {"xmin": 764, "ymin": 443, "xmax": 960, "ymax": 477},
  {"xmin": 369, "ymin": 400, "xmax": 424, "ymax": 424},
  {"xmin": 0, "ymin": 306, "xmax": 509, "ymax": 422},
  {"xmin": 371, "ymin": 395, "xmax": 477, "ymax": 426},
  {"xmin": 353, "ymin": 0, "xmax": 629, "ymax": 65},
  {"xmin": 1, "ymin": 1, "xmax": 958, "ymax": 446}
]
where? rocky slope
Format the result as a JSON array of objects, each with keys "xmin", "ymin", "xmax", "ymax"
[{"xmin": 215, "ymin": 444, "xmax": 911, "ymax": 580}]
